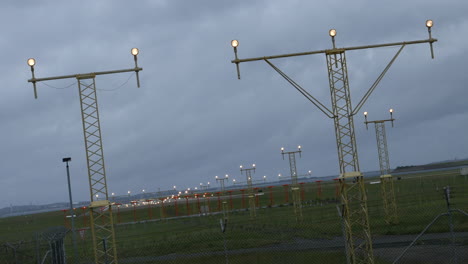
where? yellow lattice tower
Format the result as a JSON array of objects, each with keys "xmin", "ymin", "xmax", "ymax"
[
  {"xmin": 240, "ymin": 164, "xmax": 256, "ymax": 220},
  {"xmin": 27, "ymin": 48, "xmax": 142, "ymax": 264},
  {"xmin": 229, "ymin": 21, "xmax": 437, "ymax": 263},
  {"xmin": 281, "ymin": 146, "xmax": 303, "ymax": 222}
]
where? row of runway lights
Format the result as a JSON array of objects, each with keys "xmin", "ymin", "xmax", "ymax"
[{"xmin": 61, "ymin": 180, "xmax": 333, "ymax": 226}]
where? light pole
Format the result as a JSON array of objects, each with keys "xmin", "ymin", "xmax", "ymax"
[
  {"xmin": 230, "ymin": 20, "xmax": 437, "ymax": 264},
  {"xmin": 364, "ymin": 109, "xmax": 398, "ymax": 224},
  {"xmin": 28, "ymin": 48, "xmax": 142, "ymax": 264},
  {"xmin": 240, "ymin": 164, "xmax": 256, "ymax": 220},
  {"xmin": 62, "ymin": 157, "xmax": 78, "ymax": 263},
  {"xmin": 281, "ymin": 146, "xmax": 303, "ymax": 221},
  {"xmin": 215, "ymin": 175, "xmax": 229, "ymax": 191}
]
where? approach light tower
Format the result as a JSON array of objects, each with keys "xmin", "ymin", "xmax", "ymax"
[
  {"xmin": 364, "ymin": 109, "xmax": 398, "ymax": 224},
  {"xmin": 27, "ymin": 48, "xmax": 142, "ymax": 264},
  {"xmin": 230, "ymin": 21, "xmax": 436, "ymax": 264},
  {"xmin": 240, "ymin": 164, "xmax": 256, "ymax": 220},
  {"xmin": 281, "ymin": 146, "xmax": 303, "ymax": 221},
  {"xmin": 215, "ymin": 174, "xmax": 230, "ymax": 220}
]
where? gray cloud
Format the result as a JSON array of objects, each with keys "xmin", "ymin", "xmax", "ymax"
[{"xmin": 0, "ymin": 0, "xmax": 467, "ymax": 208}]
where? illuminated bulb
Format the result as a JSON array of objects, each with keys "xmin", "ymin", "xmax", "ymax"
[
  {"xmin": 27, "ymin": 58, "xmax": 36, "ymax": 67},
  {"xmin": 389, "ymin": 109, "xmax": 393, "ymax": 113},
  {"xmin": 252, "ymin": 163, "xmax": 256, "ymax": 167},
  {"xmin": 426, "ymin": 20, "xmax": 433, "ymax": 28},
  {"xmin": 231, "ymin": 39, "xmax": 239, "ymax": 48},
  {"xmin": 281, "ymin": 147, "xmax": 284, "ymax": 151},
  {"xmin": 131, "ymin": 48, "xmax": 139, "ymax": 56},
  {"xmin": 329, "ymin": 29, "xmax": 337, "ymax": 37},
  {"xmin": 298, "ymin": 145, "xmax": 301, "ymax": 149},
  {"xmin": 363, "ymin": 111, "xmax": 368, "ymax": 116}
]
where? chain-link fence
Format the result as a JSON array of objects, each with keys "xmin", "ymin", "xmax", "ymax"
[{"xmin": 1, "ymin": 170, "xmax": 467, "ymax": 264}]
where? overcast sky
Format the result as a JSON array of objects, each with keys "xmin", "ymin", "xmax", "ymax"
[{"xmin": 0, "ymin": 0, "xmax": 466, "ymax": 208}]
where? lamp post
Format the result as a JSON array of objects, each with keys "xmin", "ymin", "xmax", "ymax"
[
  {"xmin": 62, "ymin": 157, "xmax": 78, "ymax": 263},
  {"xmin": 240, "ymin": 164, "xmax": 257, "ymax": 220},
  {"xmin": 131, "ymin": 201, "xmax": 138, "ymax": 222},
  {"xmin": 281, "ymin": 146, "xmax": 303, "ymax": 221},
  {"xmin": 215, "ymin": 175, "xmax": 229, "ymax": 191},
  {"xmin": 146, "ymin": 199, "xmax": 153, "ymax": 220},
  {"xmin": 364, "ymin": 109, "xmax": 398, "ymax": 224},
  {"xmin": 81, "ymin": 206, "xmax": 88, "ymax": 227},
  {"xmin": 230, "ymin": 21, "xmax": 436, "ymax": 263},
  {"xmin": 28, "ymin": 49, "xmax": 142, "ymax": 264}
]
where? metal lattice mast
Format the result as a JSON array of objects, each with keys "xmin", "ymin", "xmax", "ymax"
[
  {"xmin": 326, "ymin": 48, "xmax": 374, "ymax": 263},
  {"xmin": 375, "ymin": 123, "xmax": 390, "ymax": 175},
  {"xmin": 230, "ymin": 21, "xmax": 437, "ymax": 264},
  {"xmin": 215, "ymin": 175, "xmax": 230, "ymax": 220},
  {"xmin": 364, "ymin": 110, "xmax": 398, "ymax": 224},
  {"xmin": 27, "ymin": 48, "xmax": 142, "ymax": 264},
  {"xmin": 240, "ymin": 164, "xmax": 256, "ymax": 220},
  {"xmin": 281, "ymin": 146, "xmax": 303, "ymax": 221},
  {"xmin": 78, "ymin": 76, "xmax": 119, "ymax": 263}
]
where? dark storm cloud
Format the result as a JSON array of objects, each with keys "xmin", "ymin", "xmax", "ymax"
[{"xmin": 0, "ymin": 0, "xmax": 466, "ymax": 208}]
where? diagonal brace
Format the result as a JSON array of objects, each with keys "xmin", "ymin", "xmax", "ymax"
[
  {"xmin": 352, "ymin": 45, "xmax": 405, "ymax": 116},
  {"xmin": 264, "ymin": 59, "xmax": 335, "ymax": 119}
]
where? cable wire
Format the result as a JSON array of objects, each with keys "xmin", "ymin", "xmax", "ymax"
[
  {"xmin": 97, "ymin": 72, "xmax": 135, "ymax": 91},
  {"xmin": 39, "ymin": 81, "xmax": 76, "ymax": 89}
]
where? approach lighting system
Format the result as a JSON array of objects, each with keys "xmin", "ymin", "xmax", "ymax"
[{"xmin": 229, "ymin": 21, "xmax": 436, "ymax": 261}]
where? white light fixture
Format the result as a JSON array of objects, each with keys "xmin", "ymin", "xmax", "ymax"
[
  {"xmin": 131, "ymin": 48, "xmax": 139, "ymax": 56},
  {"xmin": 27, "ymin": 58, "xmax": 36, "ymax": 67},
  {"xmin": 426, "ymin": 20, "xmax": 433, "ymax": 28}
]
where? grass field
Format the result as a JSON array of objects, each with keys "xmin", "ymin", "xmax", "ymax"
[{"xmin": 1, "ymin": 170, "xmax": 467, "ymax": 263}]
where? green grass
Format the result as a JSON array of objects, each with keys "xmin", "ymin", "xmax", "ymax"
[{"xmin": 1, "ymin": 171, "xmax": 467, "ymax": 263}]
